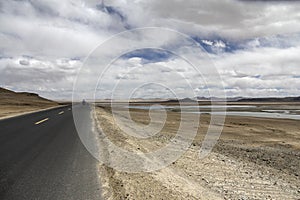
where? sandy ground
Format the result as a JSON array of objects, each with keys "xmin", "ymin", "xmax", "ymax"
[{"xmin": 94, "ymin": 105, "xmax": 300, "ymax": 200}]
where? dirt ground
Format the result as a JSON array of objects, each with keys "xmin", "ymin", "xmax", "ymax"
[{"xmin": 94, "ymin": 105, "xmax": 300, "ymax": 200}]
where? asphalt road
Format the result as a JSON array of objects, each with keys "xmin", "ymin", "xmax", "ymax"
[{"xmin": 0, "ymin": 105, "xmax": 102, "ymax": 200}]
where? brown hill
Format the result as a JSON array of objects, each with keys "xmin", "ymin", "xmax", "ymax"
[
  {"xmin": 0, "ymin": 87, "xmax": 57, "ymax": 106},
  {"xmin": 0, "ymin": 87, "xmax": 58, "ymax": 118}
]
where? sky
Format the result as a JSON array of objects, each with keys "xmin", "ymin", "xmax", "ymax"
[{"xmin": 1, "ymin": 0, "xmax": 300, "ymax": 100}]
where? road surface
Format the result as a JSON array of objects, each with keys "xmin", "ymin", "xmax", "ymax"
[{"xmin": 0, "ymin": 105, "xmax": 102, "ymax": 200}]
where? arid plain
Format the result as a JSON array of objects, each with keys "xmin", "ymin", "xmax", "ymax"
[
  {"xmin": 1, "ymin": 87, "xmax": 299, "ymax": 199},
  {"xmin": 94, "ymin": 102, "xmax": 300, "ymax": 200}
]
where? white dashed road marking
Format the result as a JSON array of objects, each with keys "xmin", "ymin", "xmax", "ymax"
[{"xmin": 35, "ymin": 118, "xmax": 49, "ymax": 125}]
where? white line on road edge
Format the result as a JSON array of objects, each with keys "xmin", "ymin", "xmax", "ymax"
[
  {"xmin": 58, "ymin": 111, "xmax": 64, "ymax": 115},
  {"xmin": 35, "ymin": 118, "xmax": 49, "ymax": 125}
]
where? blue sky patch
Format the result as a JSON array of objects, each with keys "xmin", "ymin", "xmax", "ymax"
[{"xmin": 121, "ymin": 49, "xmax": 174, "ymax": 64}]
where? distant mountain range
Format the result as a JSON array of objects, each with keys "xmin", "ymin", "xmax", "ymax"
[
  {"xmin": 197, "ymin": 96, "xmax": 300, "ymax": 102},
  {"xmin": 1, "ymin": 86, "xmax": 299, "ymax": 103},
  {"xmin": 164, "ymin": 96, "xmax": 300, "ymax": 103},
  {"xmin": 236, "ymin": 97, "xmax": 300, "ymax": 102},
  {"xmin": 196, "ymin": 97, "xmax": 243, "ymax": 101}
]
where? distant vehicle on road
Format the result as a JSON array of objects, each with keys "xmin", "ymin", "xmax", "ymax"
[{"xmin": 82, "ymin": 99, "xmax": 86, "ymax": 105}]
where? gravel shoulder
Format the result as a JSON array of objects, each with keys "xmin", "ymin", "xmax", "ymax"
[{"xmin": 94, "ymin": 106, "xmax": 300, "ymax": 200}]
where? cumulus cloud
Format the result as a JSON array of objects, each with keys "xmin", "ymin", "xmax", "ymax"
[
  {"xmin": 0, "ymin": 0, "xmax": 300, "ymax": 99},
  {"xmin": 0, "ymin": 56, "xmax": 80, "ymax": 99},
  {"xmin": 108, "ymin": 0, "xmax": 300, "ymax": 40}
]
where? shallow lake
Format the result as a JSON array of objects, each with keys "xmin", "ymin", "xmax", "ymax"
[
  {"xmin": 126, "ymin": 105, "xmax": 256, "ymax": 110},
  {"xmin": 126, "ymin": 105, "xmax": 300, "ymax": 120},
  {"xmin": 194, "ymin": 111, "xmax": 300, "ymax": 120}
]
